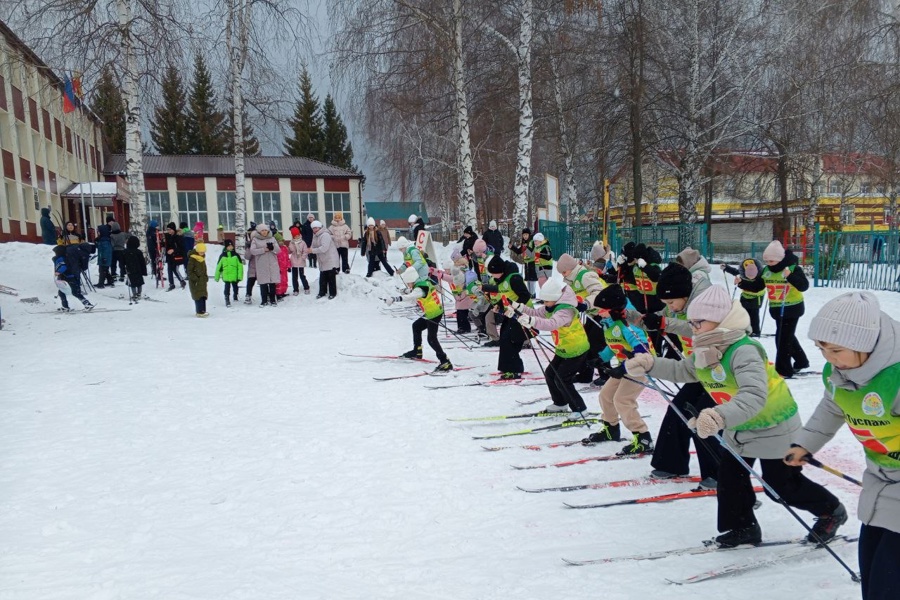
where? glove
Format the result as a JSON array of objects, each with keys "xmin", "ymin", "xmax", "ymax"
[
  {"xmin": 605, "ymin": 363, "xmax": 627, "ymax": 379},
  {"xmin": 576, "ymin": 302, "xmax": 588, "ymax": 313},
  {"xmin": 504, "ymin": 304, "xmax": 516, "ymax": 319},
  {"xmin": 637, "ymin": 258, "xmax": 647, "ymax": 268},
  {"xmin": 517, "ymin": 314, "xmax": 535, "ymax": 328},
  {"xmin": 783, "ymin": 445, "xmax": 812, "ymax": 466},
  {"xmin": 428, "ymin": 266, "xmax": 437, "ymax": 276},
  {"xmin": 623, "ymin": 353, "xmax": 654, "ymax": 376},
  {"xmin": 643, "ymin": 312, "xmax": 663, "ymax": 331},
  {"xmin": 603, "ymin": 271, "xmax": 618, "ymax": 284},
  {"xmin": 720, "ymin": 263, "xmax": 727, "ymax": 270},
  {"xmin": 616, "ymin": 254, "xmax": 626, "ymax": 265},
  {"xmin": 693, "ymin": 408, "xmax": 725, "ymax": 439},
  {"xmin": 384, "ymin": 296, "xmax": 401, "ymax": 306},
  {"xmin": 508, "ymin": 300, "xmax": 524, "ymax": 312}
]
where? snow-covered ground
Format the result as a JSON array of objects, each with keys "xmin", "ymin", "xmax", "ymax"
[{"xmin": 0, "ymin": 241, "xmax": 874, "ymax": 599}]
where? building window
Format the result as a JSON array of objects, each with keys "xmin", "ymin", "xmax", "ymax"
[
  {"xmin": 829, "ymin": 180, "xmax": 840, "ymax": 195},
  {"xmin": 177, "ymin": 191, "xmax": 208, "ymax": 228},
  {"xmin": 753, "ymin": 179, "xmax": 762, "ymax": 199},
  {"xmin": 217, "ymin": 192, "xmax": 237, "ymax": 231},
  {"xmin": 146, "ymin": 191, "xmax": 171, "ymax": 228},
  {"xmin": 794, "ymin": 182, "xmax": 805, "ymax": 198},
  {"xmin": 324, "ymin": 192, "xmax": 351, "ymax": 229},
  {"xmin": 291, "ymin": 192, "xmax": 318, "ymax": 224},
  {"xmin": 876, "ymin": 184, "xmax": 886, "ymax": 195},
  {"xmin": 253, "ymin": 192, "xmax": 282, "ymax": 230},
  {"xmin": 860, "ymin": 182, "xmax": 871, "ymax": 195},
  {"xmin": 840, "ymin": 204, "xmax": 856, "ymax": 225}
]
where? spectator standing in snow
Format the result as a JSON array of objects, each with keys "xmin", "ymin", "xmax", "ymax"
[
  {"xmin": 58, "ymin": 221, "xmax": 83, "ymax": 246},
  {"xmin": 310, "ymin": 220, "xmax": 339, "ymax": 299},
  {"xmin": 123, "ymin": 235, "xmax": 147, "ymax": 303},
  {"xmin": 146, "ymin": 220, "xmax": 160, "ymax": 277},
  {"xmin": 302, "ymin": 213, "xmax": 317, "ymax": 268},
  {"xmin": 164, "ymin": 222, "xmax": 187, "ymax": 291},
  {"xmin": 249, "ymin": 222, "xmax": 281, "ymax": 307},
  {"xmin": 288, "ymin": 227, "xmax": 310, "ymax": 295},
  {"xmin": 244, "ymin": 223, "xmax": 258, "ymax": 304},
  {"xmin": 482, "ymin": 220, "xmax": 504, "ymax": 255},
  {"xmin": 95, "ymin": 218, "xmax": 115, "ymax": 288},
  {"xmin": 187, "ymin": 242, "xmax": 209, "ymax": 317},
  {"xmin": 275, "ymin": 235, "xmax": 291, "ymax": 299},
  {"xmin": 458, "ymin": 225, "xmax": 476, "ymax": 258},
  {"xmin": 329, "ymin": 213, "xmax": 353, "ymax": 273},
  {"xmin": 363, "ymin": 218, "xmax": 394, "ymax": 277},
  {"xmin": 110, "ymin": 222, "xmax": 129, "ymax": 282},
  {"xmin": 40, "ymin": 208, "xmax": 56, "ymax": 245},
  {"xmin": 215, "ymin": 239, "xmax": 244, "ymax": 307}
]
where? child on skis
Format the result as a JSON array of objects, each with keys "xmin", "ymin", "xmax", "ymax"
[
  {"xmin": 532, "ymin": 233, "xmax": 553, "ymax": 286},
  {"xmin": 214, "ymin": 240, "xmax": 244, "ymax": 306},
  {"xmin": 436, "ymin": 249, "xmax": 476, "ymax": 334},
  {"xmin": 621, "ymin": 285, "xmax": 845, "ymax": 548},
  {"xmin": 785, "ymin": 292, "xmax": 897, "ymax": 599},
  {"xmin": 187, "ymin": 242, "xmax": 209, "ymax": 317},
  {"xmin": 761, "ymin": 240, "xmax": 809, "ymax": 378},
  {"xmin": 721, "ymin": 258, "xmax": 766, "ymax": 337},
  {"xmin": 384, "ymin": 268, "xmax": 453, "ymax": 372},
  {"xmin": 509, "ymin": 279, "xmax": 590, "ymax": 420},
  {"xmin": 288, "ymin": 226, "xmax": 311, "ymax": 294},
  {"xmin": 53, "ymin": 245, "xmax": 94, "ymax": 311},
  {"xmin": 123, "ymin": 235, "xmax": 147, "ymax": 303},
  {"xmin": 557, "ymin": 252, "xmax": 608, "ymax": 384},
  {"xmin": 508, "ymin": 227, "xmax": 538, "ymax": 295},
  {"xmin": 394, "ymin": 236, "xmax": 430, "ymax": 281},
  {"xmin": 584, "ymin": 284, "xmax": 654, "ymax": 455},
  {"xmin": 484, "ymin": 255, "xmax": 533, "ymax": 379}
]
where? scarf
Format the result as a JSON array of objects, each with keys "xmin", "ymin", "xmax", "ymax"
[
  {"xmin": 191, "ymin": 253, "xmax": 205, "ymax": 264},
  {"xmin": 691, "ymin": 329, "xmax": 746, "ymax": 369}
]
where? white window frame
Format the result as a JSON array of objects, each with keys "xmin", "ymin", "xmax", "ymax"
[
  {"xmin": 177, "ymin": 191, "xmax": 208, "ymax": 229},
  {"xmin": 146, "ymin": 191, "xmax": 171, "ymax": 227},
  {"xmin": 828, "ymin": 180, "xmax": 840, "ymax": 195},
  {"xmin": 253, "ymin": 192, "xmax": 282, "ymax": 230},
  {"xmin": 324, "ymin": 192, "xmax": 352, "ymax": 230},
  {"xmin": 840, "ymin": 204, "xmax": 856, "ymax": 225},
  {"xmin": 217, "ymin": 191, "xmax": 236, "ymax": 231},
  {"xmin": 291, "ymin": 192, "xmax": 318, "ymax": 224}
]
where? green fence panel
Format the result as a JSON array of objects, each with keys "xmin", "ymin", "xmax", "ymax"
[{"xmin": 813, "ymin": 229, "xmax": 900, "ymax": 290}]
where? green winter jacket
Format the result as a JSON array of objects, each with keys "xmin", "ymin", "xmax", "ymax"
[{"xmin": 215, "ymin": 250, "xmax": 244, "ymax": 283}]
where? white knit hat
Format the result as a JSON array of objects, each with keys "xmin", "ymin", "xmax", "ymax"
[
  {"xmin": 686, "ymin": 285, "xmax": 732, "ymax": 324},
  {"xmin": 538, "ymin": 279, "xmax": 564, "ymax": 302},
  {"xmin": 808, "ymin": 292, "xmax": 881, "ymax": 352},
  {"xmin": 763, "ymin": 240, "xmax": 785, "ymax": 263},
  {"xmin": 408, "ymin": 214, "xmax": 418, "ymax": 224},
  {"xmin": 311, "ymin": 220, "xmax": 322, "ymax": 229},
  {"xmin": 533, "ymin": 233, "xmax": 545, "ymax": 242},
  {"xmin": 366, "ymin": 217, "xmax": 376, "ymax": 226},
  {"xmin": 395, "ymin": 236, "xmax": 411, "ymax": 249}
]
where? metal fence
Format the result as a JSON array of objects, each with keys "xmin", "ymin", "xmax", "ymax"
[{"xmin": 814, "ymin": 226, "xmax": 900, "ymax": 290}]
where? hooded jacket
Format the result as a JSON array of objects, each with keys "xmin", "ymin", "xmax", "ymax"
[
  {"xmin": 723, "ymin": 258, "xmax": 766, "ymax": 298},
  {"xmin": 249, "ymin": 229, "xmax": 281, "ymax": 284},
  {"xmin": 215, "ymin": 249, "xmax": 244, "ymax": 283},
  {"xmin": 482, "ymin": 228, "xmax": 504, "ymax": 254},
  {"xmin": 187, "ymin": 248, "xmax": 209, "ymax": 300},
  {"xmin": 794, "ymin": 312, "xmax": 900, "ymax": 534},
  {"xmin": 111, "ymin": 223, "xmax": 130, "ymax": 252},
  {"xmin": 562, "ymin": 264, "xmax": 606, "ymax": 306},
  {"xmin": 329, "ymin": 218, "xmax": 352, "ymax": 249},
  {"xmin": 457, "ymin": 226, "xmax": 476, "ymax": 256},
  {"xmin": 309, "ymin": 227, "xmax": 340, "ymax": 271},
  {"xmin": 40, "ymin": 208, "xmax": 56, "ymax": 244},
  {"xmin": 517, "ymin": 284, "xmax": 581, "ymax": 333},
  {"xmin": 146, "ymin": 221, "xmax": 159, "ymax": 256},
  {"xmin": 123, "ymin": 236, "xmax": 147, "ymax": 285},
  {"xmin": 648, "ymin": 300, "xmax": 800, "ymax": 459},
  {"xmin": 288, "ymin": 237, "xmax": 309, "ymax": 268}
]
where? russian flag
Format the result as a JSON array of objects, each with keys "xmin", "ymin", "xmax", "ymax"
[{"xmin": 62, "ymin": 74, "xmax": 78, "ymax": 113}]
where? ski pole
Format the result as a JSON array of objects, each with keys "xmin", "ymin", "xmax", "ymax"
[
  {"xmin": 647, "ymin": 377, "xmax": 860, "ymax": 582},
  {"xmin": 804, "ymin": 457, "xmax": 863, "ymax": 487}
]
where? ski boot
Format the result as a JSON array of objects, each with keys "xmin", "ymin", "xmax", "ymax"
[
  {"xmin": 617, "ymin": 431, "xmax": 653, "ymax": 456},
  {"xmin": 499, "ymin": 372, "xmax": 521, "ymax": 380},
  {"xmin": 542, "ymin": 403, "xmax": 568, "ymax": 413},
  {"xmin": 582, "ymin": 421, "xmax": 620, "ymax": 445},
  {"xmin": 808, "ymin": 503, "xmax": 847, "ymax": 544},
  {"xmin": 715, "ymin": 523, "xmax": 762, "ymax": 548},
  {"xmin": 433, "ymin": 360, "xmax": 453, "ymax": 373},
  {"xmin": 401, "ymin": 347, "xmax": 423, "ymax": 359}
]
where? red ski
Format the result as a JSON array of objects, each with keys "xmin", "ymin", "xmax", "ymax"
[
  {"xmin": 339, "ymin": 352, "xmax": 437, "ymax": 364},
  {"xmin": 563, "ymin": 487, "xmax": 763, "ymax": 509}
]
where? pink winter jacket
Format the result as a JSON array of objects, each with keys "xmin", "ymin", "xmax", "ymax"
[
  {"xmin": 249, "ymin": 230, "xmax": 281, "ymax": 284},
  {"xmin": 288, "ymin": 238, "xmax": 308, "ymax": 268},
  {"xmin": 329, "ymin": 220, "xmax": 352, "ymax": 249},
  {"xmin": 517, "ymin": 284, "xmax": 580, "ymax": 332},
  {"xmin": 437, "ymin": 268, "xmax": 473, "ymax": 310},
  {"xmin": 276, "ymin": 245, "xmax": 291, "ymax": 296}
]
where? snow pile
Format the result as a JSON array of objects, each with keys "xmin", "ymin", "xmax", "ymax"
[{"xmin": 0, "ymin": 241, "xmax": 873, "ymax": 599}]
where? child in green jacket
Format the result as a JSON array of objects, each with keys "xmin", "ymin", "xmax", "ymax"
[{"xmin": 215, "ymin": 240, "xmax": 244, "ymax": 307}]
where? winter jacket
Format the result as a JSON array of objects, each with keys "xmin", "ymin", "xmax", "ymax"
[
  {"xmin": 437, "ymin": 268, "xmax": 474, "ymax": 310},
  {"xmin": 215, "ymin": 250, "xmax": 244, "ymax": 283},
  {"xmin": 40, "ymin": 208, "xmax": 56, "ymax": 244},
  {"xmin": 164, "ymin": 232, "xmax": 185, "ymax": 265},
  {"xmin": 648, "ymin": 301, "xmax": 800, "ymax": 459},
  {"xmin": 301, "ymin": 220, "xmax": 315, "ymax": 247},
  {"xmin": 181, "ymin": 229, "xmax": 195, "ymax": 254},
  {"xmin": 329, "ymin": 219, "xmax": 352, "ymax": 249},
  {"xmin": 660, "ymin": 274, "xmax": 712, "ymax": 342},
  {"xmin": 288, "ymin": 238, "xmax": 309, "ymax": 268},
  {"xmin": 458, "ymin": 227, "xmax": 476, "ymax": 256},
  {"xmin": 276, "ymin": 245, "xmax": 291, "ymax": 296},
  {"xmin": 96, "ymin": 224, "xmax": 113, "ymax": 267},
  {"xmin": 723, "ymin": 259, "xmax": 766, "ymax": 300},
  {"xmin": 482, "ymin": 229, "xmax": 504, "ymax": 254},
  {"xmin": 377, "ymin": 226, "xmax": 391, "ymax": 252},
  {"xmin": 187, "ymin": 249, "xmax": 208, "ymax": 300},
  {"xmin": 309, "ymin": 227, "xmax": 340, "ymax": 271},
  {"xmin": 762, "ymin": 250, "xmax": 807, "ymax": 319},
  {"xmin": 563, "ymin": 265, "xmax": 606, "ymax": 307},
  {"xmin": 518, "ymin": 285, "xmax": 581, "ymax": 332},
  {"xmin": 249, "ymin": 230, "xmax": 281, "ymax": 284},
  {"xmin": 146, "ymin": 223, "xmax": 159, "ymax": 257},
  {"xmin": 362, "ymin": 229, "xmax": 384, "ymax": 256},
  {"xmin": 111, "ymin": 223, "xmax": 129, "ymax": 252},
  {"xmin": 123, "ymin": 236, "xmax": 147, "ymax": 286},
  {"xmin": 794, "ymin": 312, "xmax": 900, "ymax": 534}
]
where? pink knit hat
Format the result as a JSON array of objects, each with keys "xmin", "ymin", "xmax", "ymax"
[
  {"xmin": 556, "ymin": 253, "xmax": 578, "ymax": 274},
  {"xmin": 762, "ymin": 240, "xmax": 785, "ymax": 263},
  {"xmin": 686, "ymin": 285, "xmax": 732, "ymax": 324},
  {"xmin": 473, "ymin": 239, "xmax": 487, "ymax": 254}
]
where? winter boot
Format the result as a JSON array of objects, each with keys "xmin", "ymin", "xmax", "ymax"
[
  {"xmin": 697, "ymin": 477, "xmax": 718, "ymax": 491},
  {"xmin": 225, "ymin": 297, "xmax": 231, "ymax": 307},
  {"xmin": 433, "ymin": 360, "xmax": 453, "ymax": 373},
  {"xmin": 715, "ymin": 523, "xmax": 762, "ymax": 548},
  {"xmin": 582, "ymin": 421, "xmax": 621, "ymax": 445},
  {"xmin": 304, "ymin": 289, "xmax": 310, "ymax": 295},
  {"xmin": 82, "ymin": 302, "xmax": 95, "ymax": 311},
  {"xmin": 292, "ymin": 290, "xmax": 300, "ymax": 296},
  {"xmin": 807, "ymin": 503, "xmax": 847, "ymax": 544},
  {"xmin": 401, "ymin": 347, "xmax": 423, "ymax": 359},
  {"xmin": 650, "ymin": 469, "xmax": 689, "ymax": 479},
  {"xmin": 196, "ymin": 312, "xmax": 209, "ymax": 318},
  {"xmin": 542, "ymin": 403, "xmax": 569, "ymax": 413},
  {"xmin": 180, "ymin": 280, "xmax": 187, "ymax": 289},
  {"xmin": 244, "ymin": 295, "xmax": 252, "ymax": 305},
  {"xmin": 167, "ymin": 285, "xmax": 176, "ymax": 292},
  {"xmin": 483, "ymin": 339, "xmax": 501, "ymax": 348},
  {"xmin": 499, "ymin": 372, "xmax": 522, "ymax": 380},
  {"xmin": 617, "ymin": 431, "xmax": 653, "ymax": 456},
  {"xmin": 565, "ymin": 411, "xmax": 589, "ymax": 422}
]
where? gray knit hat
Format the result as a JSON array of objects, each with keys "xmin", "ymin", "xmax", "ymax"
[{"xmin": 808, "ymin": 292, "xmax": 881, "ymax": 352}]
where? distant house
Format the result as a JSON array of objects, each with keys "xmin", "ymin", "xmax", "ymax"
[
  {"xmin": 103, "ymin": 154, "xmax": 364, "ymax": 243},
  {"xmin": 363, "ymin": 201, "xmax": 430, "ymax": 233}
]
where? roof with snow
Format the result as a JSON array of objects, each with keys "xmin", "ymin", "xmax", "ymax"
[
  {"xmin": 62, "ymin": 182, "xmax": 118, "ymax": 198},
  {"xmin": 102, "ymin": 155, "xmax": 362, "ymax": 179}
]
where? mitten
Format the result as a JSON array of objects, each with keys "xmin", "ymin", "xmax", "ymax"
[
  {"xmin": 637, "ymin": 258, "xmax": 647, "ymax": 268},
  {"xmin": 694, "ymin": 408, "xmax": 725, "ymax": 439},
  {"xmin": 643, "ymin": 312, "xmax": 663, "ymax": 331},
  {"xmin": 623, "ymin": 353, "xmax": 654, "ymax": 376},
  {"xmin": 517, "ymin": 314, "xmax": 535, "ymax": 328},
  {"xmin": 616, "ymin": 254, "xmax": 626, "ymax": 265},
  {"xmin": 605, "ymin": 363, "xmax": 626, "ymax": 379},
  {"xmin": 576, "ymin": 301, "xmax": 588, "ymax": 313}
]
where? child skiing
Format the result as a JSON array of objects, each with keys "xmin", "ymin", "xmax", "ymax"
[
  {"xmin": 721, "ymin": 258, "xmax": 766, "ymax": 337},
  {"xmin": 436, "ymin": 250, "xmax": 476, "ymax": 334},
  {"xmin": 584, "ymin": 284, "xmax": 654, "ymax": 455},
  {"xmin": 785, "ymin": 292, "xmax": 898, "ymax": 599},
  {"xmin": 532, "ymin": 233, "xmax": 553, "ymax": 286},
  {"xmin": 384, "ymin": 268, "xmax": 453, "ymax": 372},
  {"xmin": 288, "ymin": 227, "xmax": 311, "ymax": 294},
  {"xmin": 484, "ymin": 255, "xmax": 533, "ymax": 379},
  {"xmin": 557, "ymin": 252, "xmax": 607, "ymax": 384},
  {"xmin": 621, "ymin": 285, "xmax": 845, "ymax": 547},
  {"xmin": 53, "ymin": 245, "xmax": 94, "ymax": 311},
  {"xmin": 509, "ymin": 279, "xmax": 590, "ymax": 420},
  {"xmin": 762, "ymin": 240, "xmax": 809, "ymax": 378},
  {"xmin": 394, "ymin": 236, "xmax": 430, "ymax": 281},
  {"xmin": 187, "ymin": 242, "xmax": 209, "ymax": 317},
  {"xmin": 508, "ymin": 227, "xmax": 538, "ymax": 295},
  {"xmin": 123, "ymin": 235, "xmax": 147, "ymax": 303},
  {"xmin": 214, "ymin": 240, "xmax": 244, "ymax": 306}
]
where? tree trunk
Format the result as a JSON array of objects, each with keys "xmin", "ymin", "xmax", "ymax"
[
  {"xmin": 117, "ymin": 0, "xmax": 147, "ymax": 252},
  {"xmin": 227, "ymin": 0, "xmax": 249, "ymax": 258},
  {"xmin": 775, "ymin": 141, "xmax": 790, "ymax": 241},
  {"xmin": 511, "ymin": 0, "xmax": 533, "ymax": 234},
  {"xmin": 550, "ymin": 57, "xmax": 577, "ymax": 222},
  {"xmin": 453, "ymin": 0, "xmax": 476, "ymax": 228}
]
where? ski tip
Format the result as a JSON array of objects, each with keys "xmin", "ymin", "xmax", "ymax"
[
  {"xmin": 664, "ymin": 579, "xmax": 684, "ymax": 586},
  {"xmin": 561, "ymin": 558, "xmax": 584, "ymax": 566}
]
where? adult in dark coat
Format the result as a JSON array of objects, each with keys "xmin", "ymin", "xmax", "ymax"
[
  {"xmin": 40, "ymin": 208, "xmax": 56, "ymax": 244},
  {"xmin": 301, "ymin": 213, "xmax": 316, "ymax": 268},
  {"xmin": 481, "ymin": 220, "xmax": 504, "ymax": 254},
  {"xmin": 94, "ymin": 221, "xmax": 114, "ymax": 287},
  {"xmin": 163, "ymin": 222, "xmax": 186, "ymax": 290},
  {"xmin": 123, "ymin": 235, "xmax": 147, "ymax": 301},
  {"xmin": 457, "ymin": 225, "xmax": 476, "ymax": 257},
  {"xmin": 146, "ymin": 220, "xmax": 159, "ymax": 276}
]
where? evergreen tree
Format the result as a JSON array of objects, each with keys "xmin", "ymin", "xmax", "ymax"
[
  {"xmin": 226, "ymin": 104, "xmax": 261, "ymax": 156},
  {"xmin": 321, "ymin": 94, "xmax": 356, "ymax": 170},
  {"xmin": 149, "ymin": 64, "xmax": 191, "ymax": 154},
  {"xmin": 90, "ymin": 66, "xmax": 126, "ymax": 155},
  {"xmin": 283, "ymin": 67, "xmax": 324, "ymax": 159},
  {"xmin": 186, "ymin": 55, "xmax": 228, "ymax": 155}
]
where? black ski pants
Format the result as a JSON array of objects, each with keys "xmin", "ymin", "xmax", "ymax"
[
  {"xmin": 412, "ymin": 315, "xmax": 447, "ymax": 362},
  {"xmin": 167, "ymin": 261, "xmax": 185, "ymax": 286},
  {"xmin": 717, "ymin": 452, "xmax": 840, "ymax": 532},
  {"xmin": 575, "ymin": 316, "xmax": 606, "ymax": 383},
  {"xmin": 455, "ymin": 308, "xmax": 471, "ymax": 333},
  {"xmin": 259, "ymin": 283, "xmax": 277, "ymax": 305},
  {"xmin": 497, "ymin": 314, "xmax": 527, "ymax": 374},
  {"xmin": 741, "ymin": 296, "xmax": 763, "ymax": 337},
  {"xmin": 318, "ymin": 269, "xmax": 337, "ymax": 298},
  {"xmin": 651, "ymin": 382, "xmax": 722, "ymax": 480},
  {"xmin": 291, "ymin": 267, "xmax": 309, "ymax": 292},
  {"xmin": 224, "ymin": 282, "xmax": 239, "ymax": 300},
  {"xmin": 859, "ymin": 524, "xmax": 900, "ymax": 600},
  {"xmin": 771, "ymin": 312, "xmax": 809, "ymax": 377},
  {"xmin": 337, "ymin": 247, "xmax": 350, "ymax": 272},
  {"xmin": 546, "ymin": 353, "xmax": 588, "ymax": 412},
  {"xmin": 367, "ymin": 252, "xmax": 394, "ymax": 277}
]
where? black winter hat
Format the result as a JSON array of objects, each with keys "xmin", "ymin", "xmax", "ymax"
[
  {"xmin": 522, "ymin": 227, "xmax": 531, "ymax": 235},
  {"xmin": 166, "ymin": 222, "xmax": 177, "ymax": 232},
  {"xmin": 126, "ymin": 235, "xmax": 140, "ymax": 250},
  {"xmin": 224, "ymin": 239, "xmax": 235, "ymax": 248},
  {"xmin": 622, "ymin": 241, "xmax": 637, "ymax": 260},
  {"xmin": 657, "ymin": 263, "xmax": 693, "ymax": 299},
  {"xmin": 106, "ymin": 214, "xmax": 116, "ymax": 223},
  {"xmin": 463, "ymin": 225, "xmax": 475, "ymax": 236},
  {"xmin": 487, "ymin": 255, "xmax": 506, "ymax": 275},
  {"xmin": 594, "ymin": 284, "xmax": 627, "ymax": 309},
  {"xmin": 645, "ymin": 246, "xmax": 662, "ymax": 265},
  {"xmin": 634, "ymin": 243, "xmax": 647, "ymax": 261}
]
